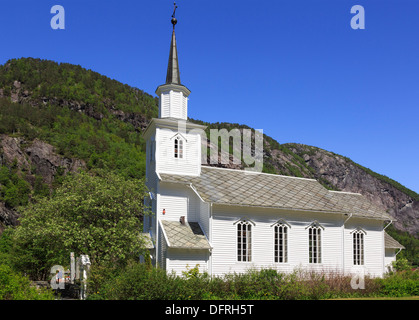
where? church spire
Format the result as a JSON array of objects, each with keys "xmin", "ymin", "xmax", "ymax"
[
  {"xmin": 166, "ymin": 2, "xmax": 181, "ymax": 85},
  {"xmin": 156, "ymin": 1, "xmax": 190, "ymax": 120},
  {"xmin": 166, "ymin": 29, "xmax": 181, "ymax": 85}
]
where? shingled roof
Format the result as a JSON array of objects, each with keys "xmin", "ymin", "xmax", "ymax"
[
  {"xmin": 161, "ymin": 220, "xmax": 211, "ymax": 250},
  {"xmin": 329, "ymin": 191, "xmax": 392, "ymax": 220},
  {"xmin": 159, "ymin": 166, "xmax": 392, "ymax": 220},
  {"xmin": 385, "ymin": 232, "xmax": 405, "ymax": 249}
]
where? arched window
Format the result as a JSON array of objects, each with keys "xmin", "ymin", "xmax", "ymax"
[
  {"xmin": 174, "ymin": 137, "xmax": 183, "ymax": 159},
  {"xmin": 236, "ymin": 220, "xmax": 252, "ymax": 262},
  {"xmin": 273, "ymin": 221, "xmax": 289, "ymax": 263},
  {"xmin": 352, "ymin": 228, "xmax": 366, "ymax": 265},
  {"xmin": 307, "ymin": 221, "xmax": 323, "ymax": 264}
]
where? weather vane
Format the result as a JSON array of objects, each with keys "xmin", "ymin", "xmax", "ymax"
[{"xmin": 171, "ymin": 1, "xmax": 178, "ymax": 28}]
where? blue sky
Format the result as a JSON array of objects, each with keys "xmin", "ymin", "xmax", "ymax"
[{"xmin": 0, "ymin": 0, "xmax": 418, "ymax": 193}]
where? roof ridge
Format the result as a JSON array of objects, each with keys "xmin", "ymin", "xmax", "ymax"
[
  {"xmin": 329, "ymin": 190, "xmax": 363, "ymax": 195},
  {"xmin": 201, "ymin": 165, "xmax": 318, "ymax": 182}
]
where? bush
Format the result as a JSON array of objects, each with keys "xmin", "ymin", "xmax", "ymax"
[
  {"xmin": 0, "ymin": 264, "xmax": 54, "ymax": 300},
  {"xmin": 378, "ymin": 270, "xmax": 419, "ymax": 297},
  {"xmin": 86, "ymin": 263, "xmax": 419, "ymax": 300},
  {"xmin": 392, "ymin": 258, "xmax": 411, "ymax": 272},
  {"xmin": 88, "ymin": 262, "xmax": 192, "ymax": 300}
]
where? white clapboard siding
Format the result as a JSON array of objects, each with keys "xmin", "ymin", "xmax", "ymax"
[
  {"xmin": 198, "ymin": 201, "xmax": 210, "ymax": 238},
  {"xmin": 384, "ymin": 249, "xmax": 396, "ymax": 271},
  {"xmin": 145, "ymin": 138, "xmax": 159, "ymax": 241},
  {"xmin": 159, "ymin": 92, "xmax": 170, "ymax": 118},
  {"xmin": 158, "ymin": 183, "xmax": 201, "ymax": 223},
  {"xmin": 145, "ymin": 138, "xmax": 159, "ymax": 200},
  {"xmin": 156, "ymin": 128, "xmax": 200, "ymax": 176},
  {"xmin": 210, "ymin": 204, "xmax": 346, "ymax": 277},
  {"xmin": 170, "ymin": 91, "xmax": 182, "ymax": 119},
  {"xmin": 166, "ymin": 249, "xmax": 209, "ymax": 276},
  {"xmin": 158, "ymin": 223, "xmax": 167, "ymax": 270},
  {"xmin": 159, "ymin": 90, "xmax": 188, "ymax": 120},
  {"xmin": 182, "ymin": 95, "xmax": 187, "ymax": 119}
]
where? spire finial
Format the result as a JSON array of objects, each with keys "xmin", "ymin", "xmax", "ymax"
[{"xmin": 171, "ymin": 1, "xmax": 178, "ymax": 29}]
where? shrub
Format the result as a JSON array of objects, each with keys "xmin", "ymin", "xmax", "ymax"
[
  {"xmin": 378, "ymin": 270, "xmax": 419, "ymax": 297},
  {"xmin": 86, "ymin": 263, "xmax": 419, "ymax": 300},
  {"xmin": 0, "ymin": 264, "xmax": 54, "ymax": 300},
  {"xmin": 392, "ymin": 258, "xmax": 411, "ymax": 272}
]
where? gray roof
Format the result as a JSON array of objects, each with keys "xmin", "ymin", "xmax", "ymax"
[
  {"xmin": 329, "ymin": 191, "xmax": 392, "ymax": 220},
  {"xmin": 141, "ymin": 232, "xmax": 155, "ymax": 250},
  {"xmin": 385, "ymin": 232, "xmax": 405, "ymax": 249},
  {"xmin": 159, "ymin": 166, "xmax": 392, "ymax": 220},
  {"xmin": 161, "ymin": 220, "xmax": 211, "ymax": 250}
]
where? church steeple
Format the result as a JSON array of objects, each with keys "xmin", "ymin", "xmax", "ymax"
[
  {"xmin": 156, "ymin": 2, "xmax": 191, "ymax": 120},
  {"xmin": 165, "ymin": 29, "xmax": 181, "ymax": 85},
  {"xmin": 143, "ymin": 1, "xmax": 206, "ymax": 182},
  {"xmin": 165, "ymin": 3, "xmax": 181, "ymax": 85}
]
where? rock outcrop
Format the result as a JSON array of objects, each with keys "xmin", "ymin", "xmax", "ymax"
[
  {"xmin": 0, "ymin": 134, "xmax": 86, "ymax": 231},
  {"xmin": 283, "ymin": 144, "xmax": 419, "ymax": 235},
  {"xmin": 25, "ymin": 139, "xmax": 85, "ymax": 184}
]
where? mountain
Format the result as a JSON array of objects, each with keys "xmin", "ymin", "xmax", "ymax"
[{"xmin": 0, "ymin": 58, "xmax": 417, "ymax": 262}]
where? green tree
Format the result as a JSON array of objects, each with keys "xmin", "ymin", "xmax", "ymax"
[
  {"xmin": 0, "ymin": 165, "xmax": 31, "ymax": 208},
  {"xmin": 12, "ymin": 170, "xmax": 149, "ymax": 280}
]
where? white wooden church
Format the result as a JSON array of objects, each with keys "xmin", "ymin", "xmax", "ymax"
[{"xmin": 142, "ymin": 12, "xmax": 404, "ymax": 278}]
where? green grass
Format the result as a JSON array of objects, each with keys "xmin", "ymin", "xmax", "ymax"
[{"xmin": 330, "ymin": 296, "xmax": 419, "ymax": 300}]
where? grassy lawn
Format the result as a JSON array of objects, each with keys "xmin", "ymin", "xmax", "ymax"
[{"xmin": 330, "ymin": 296, "xmax": 419, "ymax": 300}]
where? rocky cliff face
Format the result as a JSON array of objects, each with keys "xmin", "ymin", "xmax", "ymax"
[
  {"xmin": 0, "ymin": 134, "xmax": 85, "ymax": 231},
  {"xmin": 0, "ymin": 202, "xmax": 17, "ymax": 234},
  {"xmin": 274, "ymin": 143, "xmax": 418, "ymax": 236}
]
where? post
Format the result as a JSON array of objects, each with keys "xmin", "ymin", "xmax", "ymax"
[
  {"xmin": 70, "ymin": 252, "xmax": 75, "ymax": 284},
  {"xmin": 79, "ymin": 255, "xmax": 91, "ymax": 300}
]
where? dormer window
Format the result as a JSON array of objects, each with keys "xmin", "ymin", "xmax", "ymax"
[{"xmin": 174, "ymin": 137, "xmax": 183, "ymax": 159}]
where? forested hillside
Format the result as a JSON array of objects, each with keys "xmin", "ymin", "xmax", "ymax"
[{"xmin": 0, "ymin": 58, "xmax": 417, "ymax": 265}]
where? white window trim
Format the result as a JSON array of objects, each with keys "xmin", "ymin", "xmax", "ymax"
[
  {"xmin": 306, "ymin": 221, "xmax": 323, "ymax": 264},
  {"xmin": 273, "ymin": 222, "xmax": 289, "ymax": 264},
  {"xmin": 169, "ymin": 132, "xmax": 187, "ymax": 160},
  {"xmin": 351, "ymin": 227, "xmax": 366, "ymax": 266},
  {"xmin": 173, "ymin": 136, "xmax": 185, "ymax": 160},
  {"xmin": 234, "ymin": 218, "xmax": 255, "ymax": 263}
]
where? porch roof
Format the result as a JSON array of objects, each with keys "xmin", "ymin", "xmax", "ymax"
[{"xmin": 161, "ymin": 220, "xmax": 211, "ymax": 250}]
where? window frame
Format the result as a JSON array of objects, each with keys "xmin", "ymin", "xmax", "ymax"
[
  {"xmin": 173, "ymin": 136, "xmax": 184, "ymax": 159},
  {"xmin": 272, "ymin": 220, "xmax": 290, "ymax": 264},
  {"xmin": 307, "ymin": 221, "xmax": 323, "ymax": 264},
  {"xmin": 235, "ymin": 219, "xmax": 254, "ymax": 263},
  {"xmin": 351, "ymin": 228, "xmax": 366, "ymax": 266}
]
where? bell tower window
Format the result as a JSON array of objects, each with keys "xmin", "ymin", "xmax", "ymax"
[{"xmin": 174, "ymin": 137, "xmax": 183, "ymax": 159}]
